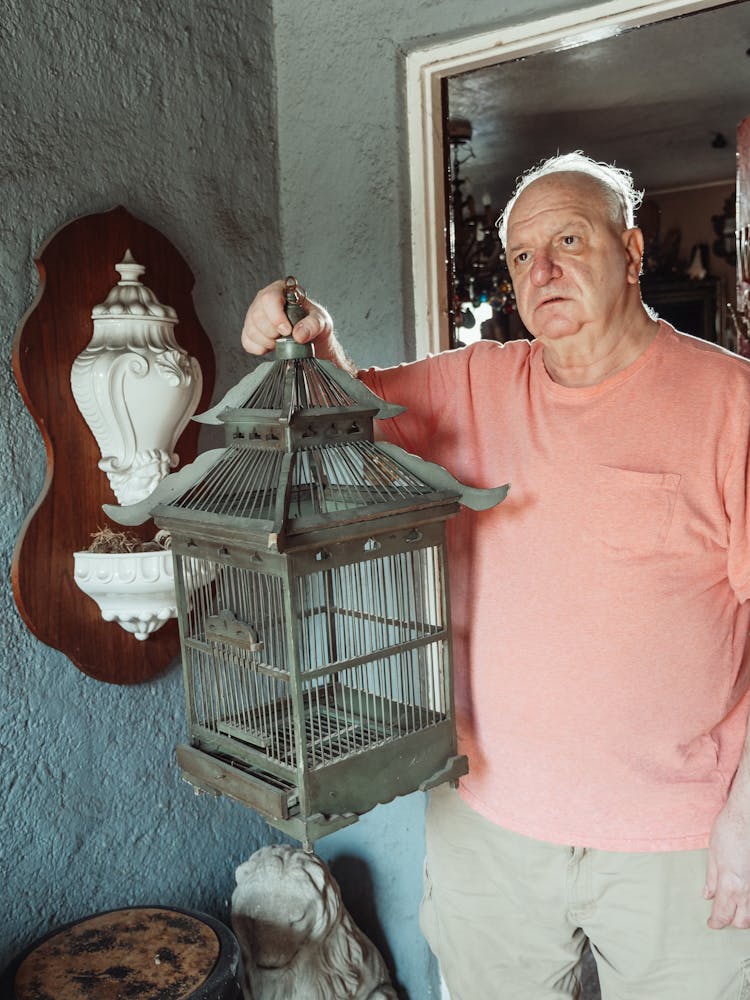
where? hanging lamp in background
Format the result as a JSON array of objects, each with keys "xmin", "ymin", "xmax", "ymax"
[{"xmin": 447, "ymin": 117, "xmax": 516, "ymax": 335}]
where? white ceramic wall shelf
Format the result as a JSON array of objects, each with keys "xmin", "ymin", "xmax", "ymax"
[
  {"xmin": 73, "ymin": 548, "xmax": 179, "ymax": 640},
  {"xmin": 73, "ymin": 546, "xmax": 213, "ymax": 640}
]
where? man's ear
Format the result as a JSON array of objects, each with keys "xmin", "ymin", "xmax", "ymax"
[{"xmin": 622, "ymin": 227, "xmax": 645, "ymax": 284}]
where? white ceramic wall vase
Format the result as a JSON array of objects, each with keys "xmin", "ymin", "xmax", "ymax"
[{"xmin": 70, "ymin": 251, "xmax": 203, "ymax": 506}]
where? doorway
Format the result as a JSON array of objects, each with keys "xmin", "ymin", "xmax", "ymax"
[{"xmin": 406, "ymin": 0, "xmax": 748, "ymax": 356}]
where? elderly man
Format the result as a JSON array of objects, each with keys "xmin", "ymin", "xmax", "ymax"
[{"xmin": 241, "ymin": 153, "xmax": 750, "ymax": 998}]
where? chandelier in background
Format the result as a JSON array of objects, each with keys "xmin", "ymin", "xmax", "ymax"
[{"xmin": 448, "ymin": 117, "xmax": 516, "ymax": 335}]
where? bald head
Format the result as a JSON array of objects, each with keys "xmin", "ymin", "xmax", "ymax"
[
  {"xmin": 498, "ymin": 152, "xmax": 642, "ymax": 247},
  {"xmin": 508, "ymin": 171, "xmax": 627, "ymax": 245}
]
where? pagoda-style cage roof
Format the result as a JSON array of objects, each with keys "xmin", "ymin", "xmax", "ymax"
[{"xmin": 110, "ymin": 336, "xmax": 507, "ymax": 549}]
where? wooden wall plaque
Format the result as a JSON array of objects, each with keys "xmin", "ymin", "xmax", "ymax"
[{"xmin": 12, "ymin": 207, "xmax": 215, "ymax": 684}]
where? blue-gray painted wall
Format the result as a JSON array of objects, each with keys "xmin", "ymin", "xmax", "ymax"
[
  {"xmin": 1, "ymin": 0, "xmax": 284, "ymax": 975},
  {"xmin": 2, "ymin": 1, "xmax": 592, "ymax": 996}
]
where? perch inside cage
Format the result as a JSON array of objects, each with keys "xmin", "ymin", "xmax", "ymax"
[{"xmin": 107, "ymin": 278, "xmax": 508, "ymax": 847}]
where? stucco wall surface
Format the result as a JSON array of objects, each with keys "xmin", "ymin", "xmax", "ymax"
[
  {"xmin": 272, "ymin": 0, "xmax": 596, "ymax": 368},
  {"xmin": 0, "ymin": 0, "xmax": 284, "ymax": 973}
]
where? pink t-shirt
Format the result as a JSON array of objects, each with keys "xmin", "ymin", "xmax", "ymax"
[{"xmin": 360, "ymin": 322, "xmax": 750, "ymax": 851}]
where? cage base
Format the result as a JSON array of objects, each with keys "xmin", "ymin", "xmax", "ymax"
[
  {"xmin": 175, "ymin": 738, "xmax": 468, "ymax": 848},
  {"xmin": 176, "ymin": 743, "xmax": 359, "ymax": 847}
]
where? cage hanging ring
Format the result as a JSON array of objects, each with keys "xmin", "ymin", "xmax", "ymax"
[{"xmin": 284, "ymin": 275, "xmax": 307, "ymax": 305}]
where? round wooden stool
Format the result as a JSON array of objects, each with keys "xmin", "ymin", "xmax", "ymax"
[{"xmin": 4, "ymin": 906, "xmax": 241, "ymax": 1000}]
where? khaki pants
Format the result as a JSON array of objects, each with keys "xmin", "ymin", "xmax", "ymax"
[{"xmin": 420, "ymin": 786, "xmax": 750, "ymax": 999}]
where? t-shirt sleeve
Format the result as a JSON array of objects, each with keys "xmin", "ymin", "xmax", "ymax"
[
  {"xmin": 357, "ymin": 342, "xmax": 505, "ymax": 467},
  {"xmin": 358, "ymin": 351, "xmax": 465, "ymax": 461}
]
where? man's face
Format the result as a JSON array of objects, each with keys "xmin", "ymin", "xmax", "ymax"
[{"xmin": 505, "ymin": 172, "xmax": 641, "ymax": 345}]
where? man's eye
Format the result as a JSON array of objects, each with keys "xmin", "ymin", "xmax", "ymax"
[
  {"xmin": 562, "ymin": 235, "xmax": 579, "ymax": 246},
  {"xmin": 514, "ymin": 251, "xmax": 529, "ymax": 265}
]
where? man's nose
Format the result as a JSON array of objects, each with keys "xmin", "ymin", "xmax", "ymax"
[{"xmin": 530, "ymin": 251, "xmax": 561, "ymax": 285}]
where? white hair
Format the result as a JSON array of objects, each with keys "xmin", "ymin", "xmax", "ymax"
[{"xmin": 497, "ymin": 151, "xmax": 644, "ymax": 247}]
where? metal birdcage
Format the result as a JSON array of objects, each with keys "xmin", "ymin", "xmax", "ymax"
[{"xmin": 107, "ymin": 279, "xmax": 508, "ymax": 847}]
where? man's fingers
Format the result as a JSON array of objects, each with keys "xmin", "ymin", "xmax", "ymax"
[
  {"xmin": 241, "ymin": 328, "xmax": 280, "ymax": 356},
  {"xmin": 259, "ymin": 279, "xmax": 292, "ymax": 330},
  {"xmin": 704, "ymin": 855, "xmax": 718, "ymax": 900},
  {"xmin": 707, "ymin": 896, "xmax": 736, "ymax": 929},
  {"xmin": 294, "ymin": 315, "xmax": 325, "ymax": 344},
  {"xmin": 732, "ymin": 901, "xmax": 750, "ymax": 929},
  {"xmin": 706, "ymin": 872, "xmax": 750, "ymax": 929},
  {"xmin": 241, "ymin": 305, "xmax": 286, "ymax": 352},
  {"xmin": 241, "ymin": 281, "xmax": 291, "ymax": 354}
]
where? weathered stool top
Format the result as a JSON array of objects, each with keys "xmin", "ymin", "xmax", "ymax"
[{"xmin": 13, "ymin": 907, "xmax": 221, "ymax": 1000}]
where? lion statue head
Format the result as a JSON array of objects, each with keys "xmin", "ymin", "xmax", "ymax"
[{"xmin": 231, "ymin": 844, "xmax": 398, "ymax": 1000}]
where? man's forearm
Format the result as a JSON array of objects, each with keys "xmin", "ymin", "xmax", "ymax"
[{"xmin": 313, "ymin": 329, "xmax": 359, "ymax": 379}]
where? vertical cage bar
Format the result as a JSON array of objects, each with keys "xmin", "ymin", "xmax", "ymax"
[
  {"xmin": 174, "ymin": 552, "xmax": 199, "ymax": 729},
  {"xmin": 282, "ymin": 559, "xmax": 309, "ymax": 807}
]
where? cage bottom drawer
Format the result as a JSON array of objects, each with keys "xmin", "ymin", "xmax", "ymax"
[{"xmin": 176, "ymin": 744, "xmax": 296, "ymax": 819}]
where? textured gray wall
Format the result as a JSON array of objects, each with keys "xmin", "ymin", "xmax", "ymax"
[
  {"xmin": 273, "ymin": 0, "xmax": 588, "ymax": 368},
  {"xmin": 1, "ymin": 0, "xmax": 283, "ymax": 973}
]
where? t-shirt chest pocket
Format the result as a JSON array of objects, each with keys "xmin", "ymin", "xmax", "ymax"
[{"xmin": 582, "ymin": 465, "xmax": 682, "ymax": 557}]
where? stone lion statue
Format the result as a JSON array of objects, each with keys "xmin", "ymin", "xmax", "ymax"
[{"xmin": 231, "ymin": 844, "xmax": 398, "ymax": 1000}]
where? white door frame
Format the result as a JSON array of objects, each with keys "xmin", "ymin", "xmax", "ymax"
[{"xmin": 405, "ymin": 0, "xmax": 730, "ymax": 358}]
